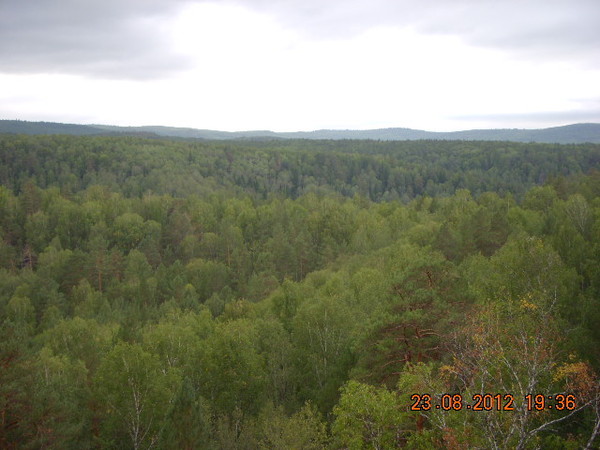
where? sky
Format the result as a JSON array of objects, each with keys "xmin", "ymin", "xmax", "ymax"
[{"xmin": 1, "ymin": 0, "xmax": 599, "ymax": 132}]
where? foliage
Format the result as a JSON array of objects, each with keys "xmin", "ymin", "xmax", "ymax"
[{"xmin": 1, "ymin": 133, "xmax": 600, "ymax": 448}]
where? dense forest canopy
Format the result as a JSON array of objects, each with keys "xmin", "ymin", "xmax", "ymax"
[
  {"xmin": 1, "ymin": 133, "xmax": 600, "ymax": 448},
  {"xmin": 1, "ymin": 134, "xmax": 600, "ymax": 201}
]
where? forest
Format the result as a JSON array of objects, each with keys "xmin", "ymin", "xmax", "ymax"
[{"xmin": 1, "ymin": 133, "xmax": 600, "ymax": 449}]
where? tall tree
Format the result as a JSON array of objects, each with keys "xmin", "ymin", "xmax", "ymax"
[{"xmin": 94, "ymin": 342, "xmax": 181, "ymax": 450}]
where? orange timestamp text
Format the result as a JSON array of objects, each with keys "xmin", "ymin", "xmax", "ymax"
[{"xmin": 410, "ymin": 393, "xmax": 578, "ymax": 412}]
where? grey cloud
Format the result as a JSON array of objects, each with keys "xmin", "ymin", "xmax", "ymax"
[
  {"xmin": 230, "ymin": 0, "xmax": 600, "ymax": 65},
  {"xmin": 2, "ymin": 0, "xmax": 599, "ymax": 80},
  {"xmin": 0, "ymin": 0, "xmax": 193, "ymax": 79}
]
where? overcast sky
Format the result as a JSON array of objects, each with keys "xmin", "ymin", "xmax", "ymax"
[{"xmin": 1, "ymin": 0, "xmax": 599, "ymax": 131}]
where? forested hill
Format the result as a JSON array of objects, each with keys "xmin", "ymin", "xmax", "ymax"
[
  {"xmin": 2, "ymin": 119, "xmax": 600, "ymax": 143},
  {"xmin": 2, "ymin": 132, "xmax": 600, "ymax": 448},
  {"xmin": 1, "ymin": 134, "xmax": 600, "ymax": 201}
]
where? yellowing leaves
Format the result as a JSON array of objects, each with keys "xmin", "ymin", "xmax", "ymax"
[
  {"xmin": 553, "ymin": 360, "xmax": 599, "ymax": 401},
  {"xmin": 519, "ymin": 299, "xmax": 538, "ymax": 311},
  {"xmin": 518, "ymin": 292, "xmax": 538, "ymax": 311}
]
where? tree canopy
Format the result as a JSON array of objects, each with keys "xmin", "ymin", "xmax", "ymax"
[{"xmin": 1, "ymin": 133, "xmax": 600, "ymax": 448}]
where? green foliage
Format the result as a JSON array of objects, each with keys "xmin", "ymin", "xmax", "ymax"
[
  {"xmin": 332, "ymin": 380, "xmax": 407, "ymax": 449},
  {"xmin": 292, "ymin": 290, "xmax": 357, "ymax": 411},
  {"xmin": 2, "ymin": 134, "xmax": 599, "ymax": 201},
  {"xmin": 94, "ymin": 342, "xmax": 181, "ymax": 449},
  {"xmin": 1, "ymin": 133, "xmax": 600, "ymax": 448},
  {"xmin": 160, "ymin": 377, "xmax": 211, "ymax": 449},
  {"xmin": 39, "ymin": 316, "xmax": 117, "ymax": 372},
  {"xmin": 256, "ymin": 402, "xmax": 328, "ymax": 449},
  {"xmin": 196, "ymin": 319, "xmax": 267, "ymax": 416}
]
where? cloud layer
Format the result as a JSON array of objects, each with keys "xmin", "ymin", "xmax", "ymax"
[
  {"xmin": 2, "ymin": 0, "xmax": 599, "ymax": 80},
  {"xmin": 1, "ymin": 0, "xmax": 598, "ymax": 130},
  {"xmin": 230, "ymin": 0, "xmax": 600, "ymax": 63},
  {"xmin": 0, "ymin": 0, "xmax": 192, "ymax": 79}
]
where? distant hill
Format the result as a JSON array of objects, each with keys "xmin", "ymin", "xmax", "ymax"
[
  {"xmin": 1, "ymin": 120, "xmax": 600, "ymax": 144},
  {"xmin": 0, "ymin": 120, "xmax": 105, "ymax": 136}
]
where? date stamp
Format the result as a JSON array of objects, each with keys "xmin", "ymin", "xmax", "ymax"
[{"xmin": 410, "ymin": 393, "xmax": 577, "ymax": 412}]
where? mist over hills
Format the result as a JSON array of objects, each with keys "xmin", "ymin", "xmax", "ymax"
[{"xmin": 1, "ymin": 120, "xmax": 600, "ymax": 144}]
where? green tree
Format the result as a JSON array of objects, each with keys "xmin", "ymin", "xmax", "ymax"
[
  {"xmin": 39, "ymin": 316, "xmax": 117, "ymax": 373},
  {"xmin": 160, "ymin": 377, "xmax": 211, "ymax": 450},
  {"xmin": 292, "ymin": 292, "xmax": 356, "ymax": 411},
  {"xmin": 332, "ymin": 380, "xmax": 407, "ymax": 449},
  {"xmin": 112, "ymin": 212, "xmax": 146, "ymax": 253},
  {"xmin": 94, "ymin": 342, "xmax": 181, "ymax": 449},
  {"xmin": 29, "ymin": 347, "xmax": 92, "ymax": 448},
  {"xmin": 195, "ymin": 319, "xmax": 266, "ymax": 417},
  {"xmin": 257, "ymin": 402, "xmax": 328, "ymax": 449}
]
